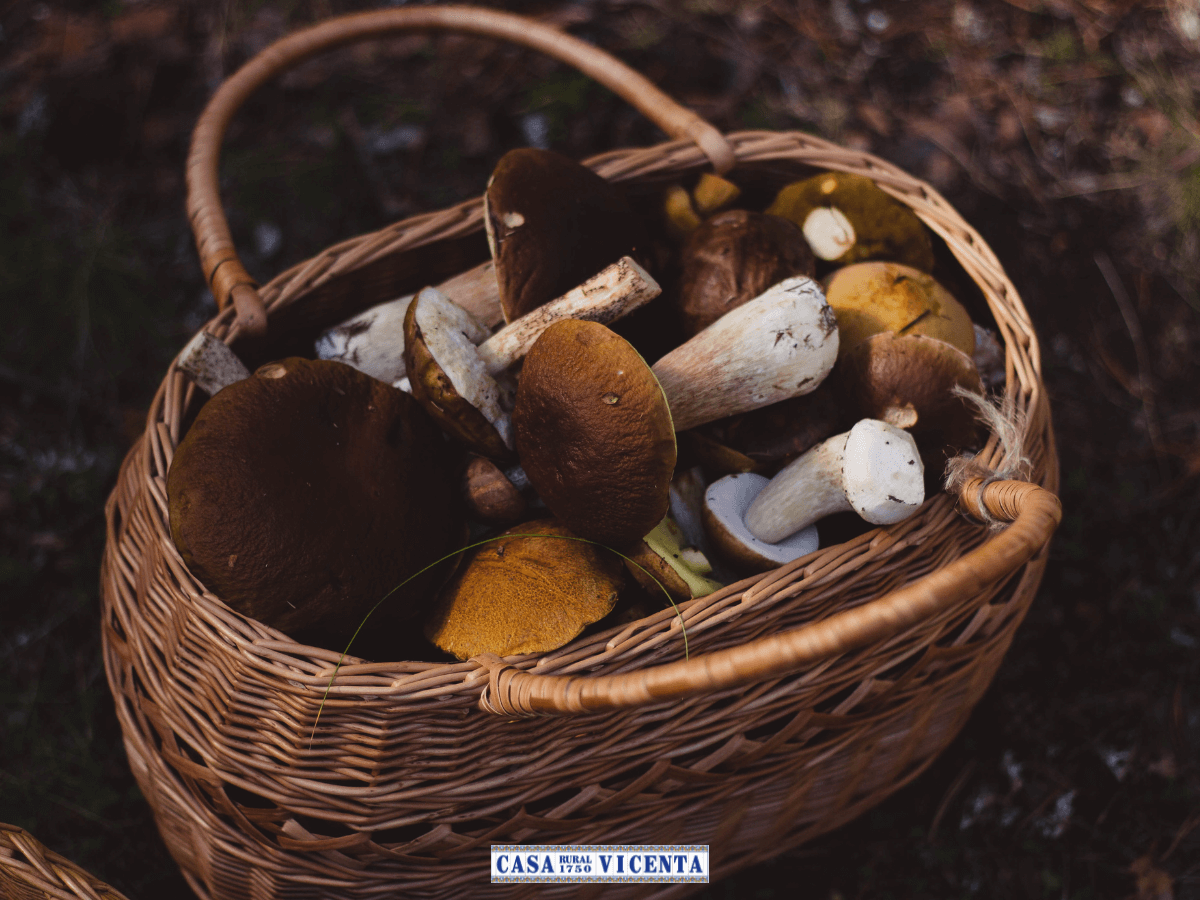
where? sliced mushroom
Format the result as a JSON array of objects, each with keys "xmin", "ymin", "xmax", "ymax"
[
  {"xmin": 767, "ymin": 172, "xmax": 935, "ymax": 272},
  {"xmin": 744, "ymin": 419, "xmax": 924, "ymax": 544},
  {"xmin": 424, "ymin": 519, "xmax": 624, "ymax": 659}
]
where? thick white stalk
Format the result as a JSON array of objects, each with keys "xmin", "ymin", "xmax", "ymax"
[
  {"xmin": 177, "ymin": 332, "xmax": 250, "ymax": 395},
  {"xmin": 475, "ymin": 257, "xmax": 660, "ymax": 375},
  {"xmin": 651, "ymin": 276, "xmax": 838, "ymax": 433},
  {"xmin": 745, "ymin": 434, "xmax": 850, "ymax": 543}
]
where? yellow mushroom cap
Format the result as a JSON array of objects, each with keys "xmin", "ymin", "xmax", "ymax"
[
  {"xmin": 767, "ymin": 172, "xmax": 935, "ymax": 272},
  {"xmin": 823, "ymin": 261, "xmax": 976, "ymax": 356},
  {"xmin": 424, "ymin": 519, "xmax": 623, "ymax": 660}
]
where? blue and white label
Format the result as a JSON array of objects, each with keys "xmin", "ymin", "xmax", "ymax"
[{"xmin": 491, "ymin": 845, "xmax": 709, "ymax": 883}]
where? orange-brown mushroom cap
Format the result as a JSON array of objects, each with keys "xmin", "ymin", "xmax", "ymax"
[
  {"xmin": 513, "ymin": 320, "xmax": 676, "ymax": 547},
  {"xmin": 424, "ymin": 519, "xmax": 623, "ymax": 659}
]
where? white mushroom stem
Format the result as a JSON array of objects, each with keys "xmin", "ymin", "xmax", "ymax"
[
  {"xmin": 314, "ymin": 261, "xmax": 501, "ymax": 383},
  {"xmin": 745, "ymin": 419, "xmax": 925, "ymax": 544},
  {"xmin": 650, "ymin": 276, "xmax": 839, "ymax": 433},
  {"xmin": 475, "ymin": 256, "xmax": 659, "ymax": 374},
  {"xmin": 177, "ymin": 332, "xmax": 250, "ymax": 395}
]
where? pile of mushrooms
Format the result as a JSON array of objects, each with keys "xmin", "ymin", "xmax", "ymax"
[{"xmin": 167, "ymin": 153, "xmax": 1003, "ymax": 660}]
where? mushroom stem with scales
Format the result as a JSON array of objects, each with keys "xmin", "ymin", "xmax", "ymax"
[
  {"xmin": 405, "ymin": 256, "xmax": 661, "ymax": 458},
  {"xmin": 745, "ymin": 418, "xmax": 925, "ymax": 544}
]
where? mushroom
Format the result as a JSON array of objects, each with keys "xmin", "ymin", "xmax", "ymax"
[
  {"xmin": 767, "ymin": 172, "xmax": 935, "ymax": 272},
  {"xmin": 838, "ymin": 332, "xmax": 983, "ymax": 446},
  {"xmin": 177, "ymin": 331, "xmax": 251, "ymax": 395},
  {"xmin": 424, "ymin": 519, "xmax": 624, "ymax": 659},
  {"xmin": 167, "ymin": 356, "xmax": 463, "ymax": 639},
  {"xmin": 744, "ymin": 419, "xmax": 924, "ymax": 544},
  {"xmin": 513, "ymin": 319, "xmax": 677, "ymax": 547},
  {"xmin": 652, "ymin": 275, "xmax": 840, "ymax": 432},
  {"xmin": 702, "ymin": 472, "xmax": 820, "ymax": 573},
  {"xmin": 677, "ymin": 209, "xmax": 816, "ymax": 335},
  {"xmin": 662, "ymin": 172, "xmax": 743, "ymax": 239},
  {"xmin": 823, "ymin": 261, "xmax": 975, "ymax": 357},
  {"xmin": 314, "ymin": 260, "xmax": 504, "ymax": 389},
  {"xmin": 624, "ymin": 516, "xmax": 723, "ymax": 602},
  {"xmin": 462, "ymin": 455, "xmax": 527, "ymax": 525},
  {"xmin": 485, "ymin": 147, "xmax": 651, "ymax": 322},
  {"xmin": 404, "ymin": 256, "xmax": 661, "ymax": 458},
  {"xmin": 512, "ymin": 278, "xmax": 839, "ymax": 544}
]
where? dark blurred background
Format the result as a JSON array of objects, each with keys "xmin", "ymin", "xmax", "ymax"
[{"xmin": 1, "ymin": 0, "xmax": 1198, "ymax": 897}]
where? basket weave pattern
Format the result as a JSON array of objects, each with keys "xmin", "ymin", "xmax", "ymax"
[
  {"xmin": 100, "ymin": 11, "xmax": 1059, "ymax": 900},
  {"xmin": 0, "ymin": 824, "xmax": 132, "ymax": 900}
]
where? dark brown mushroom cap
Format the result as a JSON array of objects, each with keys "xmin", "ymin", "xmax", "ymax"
[
  {"xmin": 767, "ymin": 172, "xmax": 935, "ymax": 272},
  {"xmin": 462, "ymin": 455, "xmax": 526, "ymax": 525},
  {"xmin": 402, "ymin": 291, "xmax": 512, "ymax": 460},
  {"xmin": 838, "ymin": 332, "xmax": 984, "ymax": 449},
  {"xmin": 677, "ymin": 209, "xmax": 817, "ymax": 336},
  {"xmin": 424, "ymin": 518, "xmax": 624, "ymax": 659},
  {"xmin": 485, "ymin": 148, "xmax": 650, "ymax": 322},
  {"xmin": 513, "ymin": 320, "xmax": 676, "ymax": 547},
  {"xmin": 167, "ymin": 357, "xmax": 462, "ymax": 637}
]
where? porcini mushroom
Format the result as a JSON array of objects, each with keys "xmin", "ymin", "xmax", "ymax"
[
  {"xmin": 424, "ymin": 519, "xmax": 624, "ymax": 659},
  {"xmin": 404, "ymin": 256, "xmax": 661, "ymax": 458},
  {"xmin": 702, "ymin": 472, "xmax": 820, "ymax": 572},
  {"xmin": 177, "ymin": 331, "xmax": 251, "ymax": 395},
  {"xmin": 485, "ymin": 147, "xmax": 651, "ymax": 322},
  {"xmin": 677, "ymin": 209, "xmax": 816, "ymax": 335},
  {"xmin": 167, "ymin": 357, "xmax": 463, "ymax": 638},
  {"xmin": 744, "ymin": 419, "xmax": 924, "ymax": 544},
  {"xmin": 462, "ymin": 455, "xmax": 527, "ymax": 525},
  {"xmin": 513, "ymin": 319, "xmax": 677, "ymax": 547},
  {"xmin": 314, "ymin": 261, "xmax": 505, "ymax": 388},
  {"xmin": 823, "ymin": 261, "xmax": 975, "ymax": 357},
  {"xmin": 767, "ymin": 172, "xmax": 935, "ymax": 272}
]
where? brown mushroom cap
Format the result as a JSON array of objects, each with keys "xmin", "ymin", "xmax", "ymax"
[
  {"xmin": 838, "ymin": 332, "xmax": 983, "ymax": 449},
  {"xmin": 485, "ymin": 148, "xmax": 650, "ymax": 323},
  {"xmin": 424, "ymin": 519, "xmax": 623, "ymax": 659},
  {"xmin": 462, "ymin": 455, "xmax": 527, "ymax": 525},
  {"xmin": 677, "ymin": 209, "xmax": 817, "ymax": 336},
  {"xmin": 513, "ymin": 319, "xmax": 676, "ymax": 547},
  {"xmin": 167, "ymin": 357, "xmax": 462, "ymax": 638},
  {"xmin": 767, "ymin": 172, "xmax": 935, "ymax": 272},
  {"xmin": 824, "ymin": 261, "xmax": 976, "ymax": 356}
]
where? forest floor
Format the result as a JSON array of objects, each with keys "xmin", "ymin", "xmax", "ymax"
[{"xmin": 1, "ymin": 0, "xmax": 1199, "ymax": 897}]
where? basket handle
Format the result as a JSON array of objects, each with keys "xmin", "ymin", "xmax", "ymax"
[
  {"xmin": 474, "ymin": 478, "xmax": 1061, "ymax": 717},
  {"xmin": 186, "ymin": 5, "xmax": 735, "ymax": 335}
]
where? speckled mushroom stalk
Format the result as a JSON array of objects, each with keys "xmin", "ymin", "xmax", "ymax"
[
  {"xmin": 405, "ymin": 256, "xmax": 661, "ymax": 457},
  {"xmin": 745, "ymin": 419, "xmax": 925, "ymax": 544},
  {"xmin": 650, "ymin": 275, "xmax": 839, "ymax": 432},
  {"xmin": 177, "ymin": 332, "xmax": 250, "ymax": 395}
]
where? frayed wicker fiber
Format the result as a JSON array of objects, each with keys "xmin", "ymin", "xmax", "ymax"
[
  {"xmin": 0, "ymin": 824, "xmax": 132, "ymax": 900},
  {"xmin": 99, "ymin": 7, "xmax": 1061, "ymax": 899}
]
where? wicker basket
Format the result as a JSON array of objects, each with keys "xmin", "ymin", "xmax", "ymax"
[
  {"xmin": 100, "ymin": 7, "xmax": 1061, "ymax": 899},
  {"xmin": 0, "ymin": 823, "xmax": 133, "ymax": 900}
]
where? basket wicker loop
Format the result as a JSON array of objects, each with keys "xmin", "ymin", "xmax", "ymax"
[
  {"xmin": 185, "ymin": 5, "xmax": 734, "ymax": 333},
  {"xmin": 474, "ymin": 478, "xmax": 1061, "ymax": 717}
]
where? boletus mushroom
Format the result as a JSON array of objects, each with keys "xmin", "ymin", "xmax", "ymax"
[
  {"xmin": 167, "ymin": 357, "xmax": 463, "ymax": 638},
  {"xmin": 703, "ymin": 472, "xmax": 819, "ymax": 573},
  {"xmin": 744, "ymin": 418, "xmax": 925, "ymax": 543},
  {"xmin": 425, "ymin": 519, "xmax": 624, "ymax": 659},
  {"xmin": 403, "ymin": 256, "xmax": 661, "ymax": 459},
  {"xmin": 823, "ymin": 261, "xmax": 976, "ymax": 357},
  {"xmin": 485, "ymin": 147, "xmax": 651, "ymax": 322},
  {"xmin": 677, "ymin": 209, "xmax": 816, "ymax": 336},
  {"xmin": 767, "ymin": 172, "xmax": 935, "ymax": 272}
]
